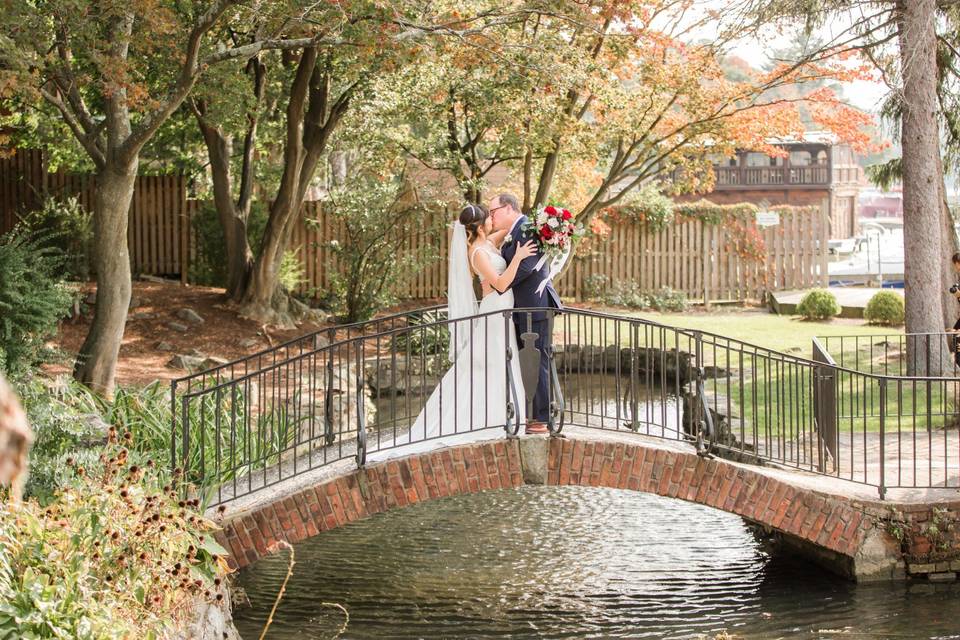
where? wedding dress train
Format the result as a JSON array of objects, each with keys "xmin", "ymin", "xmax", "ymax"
[{"xmin": 368, "ymin": 241, "xmax": 525, "ymax": 460}]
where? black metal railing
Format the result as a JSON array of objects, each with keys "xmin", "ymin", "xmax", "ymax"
[{"xmin": 172, "ymin": 309, "xmax": 960, "ymax": 505}]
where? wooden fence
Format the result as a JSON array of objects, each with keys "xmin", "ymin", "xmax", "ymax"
[
  {"xmin": 0, "ymin": 149, "xmax": 190, "ymax": 280},
  {"xmin": 564, "ymin": 205, "xmax": 829, "ymax": 302},
  {"xmin": 1, "ymin": 149, "xmax": 827, "ymax": 303}
]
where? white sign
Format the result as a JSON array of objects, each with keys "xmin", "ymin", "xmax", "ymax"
[{"xmin": 756, "ymin": 210, "xmax": 780, "ymax": 227}]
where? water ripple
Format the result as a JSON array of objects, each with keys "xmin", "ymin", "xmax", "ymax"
[{"xmin": 234, "ymin": 486, "xmax": 960, "ymax": 639}]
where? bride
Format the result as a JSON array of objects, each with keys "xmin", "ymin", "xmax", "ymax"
[{"xmin": 370, "ymin": 204, "xmax": 536, "ymax": 457}]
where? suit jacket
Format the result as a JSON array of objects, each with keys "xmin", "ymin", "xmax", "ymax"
[{"xmin": 500, "ymin": 215, "xmax": 563, "ymax": 322}]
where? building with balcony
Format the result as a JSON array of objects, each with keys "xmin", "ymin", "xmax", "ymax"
[{"xmin": 676, "ymin": 132, "xmax": 864, "ymax": 239}]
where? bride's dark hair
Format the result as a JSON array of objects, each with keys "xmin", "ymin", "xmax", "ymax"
[{"xmin": 459, "ymin": 203, "xmax": 488, "ymax": 243}]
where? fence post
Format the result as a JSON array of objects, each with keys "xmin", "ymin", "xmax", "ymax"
[
  {"xmin": 628, "ymin": 320, "xmax": 640, "ymax": 431},
  {"xmin": 324, "ymin": 328, "xmax": 336, "ymax": 445},
  {"xmin": 692, "ymin": 330, "xmax": 713, "ymax": 454},
  {"xmin": 878, "ymin": 377, "xmax": 887, "ymax": 500},
  {"xmin": 701, "ymin": 224, "xmax": 712, "ymax": 309},
  {"xmin": 170, "ymin": 379, "xmax": 178, "ymax": 476},
  {"xmin": 819, "ymin": 196, "xmax": 829, "ymax": 287},
  {"xmin": 354, "ymin": 342, "xmax": 367, "ymax": 467}
]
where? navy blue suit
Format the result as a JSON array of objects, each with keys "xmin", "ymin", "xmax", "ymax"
[{"xmin": 500, "ymin": 216, "xmax": 563, "ymax": 421}]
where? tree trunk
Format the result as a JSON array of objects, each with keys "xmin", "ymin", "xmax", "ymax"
[
  {"xmin": 195, "ymin": 116, "xmax": 255, "ymax": 299},
  {"xmin": 237, "ymin": 49, "xmax": 353, "ymax": 325},
  {"xmin": 898, "ymin": 0, "xmax": 952, "ymax": 374},
  {"xmin": 939, "ymin": 164, "xmax": 958, "ymax": 330},
  {"xmin": 73, "ymin": 162, "xmax": 137, "ymax": 396},
  {"xmin": 239, "ymin": 195, "xmax": 299, "ymax": 324}
]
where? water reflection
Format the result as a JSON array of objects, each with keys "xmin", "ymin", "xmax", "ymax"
[{"xmin": 233, "ymin": 486, "xmax": 960, "ymax": 639}]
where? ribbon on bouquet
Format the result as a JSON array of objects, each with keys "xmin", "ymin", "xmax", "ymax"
[{"xmin": 532, "ymin": 245, "xmax": 572, "ymax": 295}]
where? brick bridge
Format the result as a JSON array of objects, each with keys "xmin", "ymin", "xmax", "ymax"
[{"xmin": 213, "ymin": 429, "xmax": 960, "ymax": 582}]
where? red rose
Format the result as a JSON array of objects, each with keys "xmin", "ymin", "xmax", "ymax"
[
  {"xmin": 540, "ymin": 224, "xmax": 554, "ymax": 239},
  {"xmin": 562, "ymin": 209, "xmax": 572, "ymax": 220},
  {"xmin": 545, "ymin": 205, "xmax": 558, "ymax": 216}
]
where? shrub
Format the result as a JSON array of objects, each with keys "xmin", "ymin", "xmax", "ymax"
[
  {"xmin": 647, "ymin": 286, "xmax": 689, "ymax": 312},
  {"xmin": 595, "ymin": 282, "xmax": 689, "ymax": 312},
  {"xmin": 603, "ymin": 280, "xmax": 646, "ymax": 309},
  {"xmin": 582, "ymin": 274, "xmax": 610, "ymax": 299},
  {"xmin": 16, "ymin": 376, "xmax": 105, "ymax": 504},
  {"xmin": 190, "ymin": 201, "xmax": 269, "ymax": 288},
  {"xmin": 323, "ymin": 176, "xmax": 441, "ymax": 323},
  {"xmin": 21, "ymin": 196, "xmax": 93, "ymax": 280},
  {"xmin": 796, "ymin": 289, "xmax": 841, "ymax": 320},
  {"xmin": 93, "ymin": 380, "xmax": 300, "ymax": 496},
  {"xmin": 0, "ymin": 227, "xmax": 75, "ymax": 376},
  {"xmin": 608, "ymin": 183, "xmax": 676, "ymax": 231},
  {"xmin": 391, "ymin": 310, "xmax": 450, "ymax": 356},
  {"xmin": 864, "ymin": 291, "xmax": 905, "ymax": 326},
  {"xmin": 279, "ymin": 246, "xmax": 308, "ymax": 294},
  {"xmin": 0, "ymin": 429, "xmax": 228, "ymax": 639}
]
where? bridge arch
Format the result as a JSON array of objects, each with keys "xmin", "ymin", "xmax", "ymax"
[{"xmin": 214, "ymin": 431, "xmax": 913, "ymax": 582}]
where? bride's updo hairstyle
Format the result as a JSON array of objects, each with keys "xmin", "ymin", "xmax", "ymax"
[{"xmin": 459, "ymin": 203, "xmax": 488, "ymax": 243}]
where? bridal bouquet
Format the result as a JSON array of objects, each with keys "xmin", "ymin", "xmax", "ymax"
[
  {"xmin": 523, "ymin": 204, "xmax": 585, "ymax": 257},
  {"xmin": 522, "ymin": 204, "xmax": 585, "ymax": 294}
]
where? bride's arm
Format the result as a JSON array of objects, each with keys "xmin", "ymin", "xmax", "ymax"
[
  {"xmin": 488, "ymin": 228, "xmax": 509, "ymax": 246},
  {"xmin": 473, "ymin": 241, "xmax": 537, "ymax": 294}
]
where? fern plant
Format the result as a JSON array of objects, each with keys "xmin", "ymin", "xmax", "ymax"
[{"xmin": 0, "ymin": 227, "xmax": 75, "ymax": 376}]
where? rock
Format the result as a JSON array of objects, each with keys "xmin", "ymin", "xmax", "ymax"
[
  {"xmin": 167, "ymin": 354, "xmax": 207, "ymax": 371},
  {"xmin": 238, "ymin": 337, "xmax": 260, "ymax": 349},
  {"xmin": 551, "ymin": 344, "xmax": 694, "ymax": 384},
  {"xmin": 84, "ymin": 291, "xmax": 97, "ymax": 305},
  {"xmin": 156, "ymin": 341, "xmax": 176, "ymax": 352},
  {"xmin": 365, "ymin": 358, "xmax": 442, "ymax": 397},
  {"xmin": 140, "ymin": 274, "xmax": 167, "ymax": 284},
  {"xmin": 853, "ymin": 528, "xmax": 905, "ymax": 581},
  {"xmin": 519, "ymin": 436, "xmax": 549, "ymax": 484},
  {"xmin": 168, "ymin": 322, "xmax": 189, "ymax": 333},
  {"xmin": 188, "ymin": 348, "xmax": 207, "ymax": 358},
  {"xmin": 130, "ymin": 311, "xmax": 157, "ymax": 321},
  {"xmin": 273, "ymin": 362, "xmax": 376, "ymax": 450},
  {"xmin": 128, "ymin": 296, "xmax": 141, "ymax": 310},
  {"xmin": 201, "ymin": 356, "xmax": 229, "ymax": 370},
  {"xmin": 177, "ymin": 308, "xmax": 204, "ymax": 325},
  {"xmin": 171, "ymin": 583, "xmax": 242, "ymax": 640},
  {"xmin": 929, "ymin": 572, "xmax": 957, "ymax": 583}
]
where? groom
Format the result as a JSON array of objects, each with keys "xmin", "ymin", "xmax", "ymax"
[{"xmin": 489, "ymin": 193, "xmax": 563, "ymax": 435}]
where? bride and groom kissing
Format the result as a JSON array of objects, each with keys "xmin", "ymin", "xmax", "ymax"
[{"xmin": 384, "ymin": 192, "xmax": 563, "ymax": 457}]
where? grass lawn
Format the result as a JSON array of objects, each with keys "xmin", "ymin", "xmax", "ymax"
[
  {"xmin": 585, "ymin": 306, "xmax": 897, "ymax": 356},
  {"xmin": 559, "ymin": 305, "xmax": 960, "ymax": 434}
]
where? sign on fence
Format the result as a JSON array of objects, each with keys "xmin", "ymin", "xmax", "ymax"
[{"xmin": 755, "ymin": 210, "xmax": 781, "ymax": 227}]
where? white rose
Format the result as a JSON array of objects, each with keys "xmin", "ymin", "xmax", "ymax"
[
  {"xmin": 547, "ymin": 218, "xmax": 559, "ymax": 228},
  {"xmin": 504, "ymin": 234, "xmax": 513, "ymax": 244}
]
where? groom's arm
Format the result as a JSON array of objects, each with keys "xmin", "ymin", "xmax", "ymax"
[{"xmin": 506, "ymin": 228, "xmax": 545, "ymax": 290}]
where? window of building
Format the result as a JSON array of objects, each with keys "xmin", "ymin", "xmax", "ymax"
[
  {"xmin": 789, "ymin": 150, "xmax": 812, "ymax": 166},
  {"xmin": 746, "ymin": 152, "xmax": 773, "ymax": 167}
]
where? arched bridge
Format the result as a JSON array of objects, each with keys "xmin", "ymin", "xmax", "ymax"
[
  {"xmin": 169, "ymin": 306, "xmax": 960, "ymax": 582},
  {"xmin": 212, "ymin": 430, "xmax": 960, "ymax": 582}
]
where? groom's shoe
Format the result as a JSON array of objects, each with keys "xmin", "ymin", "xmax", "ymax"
[{"xmin": 525, "ymin": 420, "xmax": 549, "ymax": 435}]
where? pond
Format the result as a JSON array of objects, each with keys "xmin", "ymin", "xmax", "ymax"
[{"xmin": 232, "ymin": 486, "xmax": 960, "ymax": 639}]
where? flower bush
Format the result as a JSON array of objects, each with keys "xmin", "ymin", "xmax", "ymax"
[
  {"xmin": 796, "ymin": 289, "xmax": 841, "ymax": 320},
  {"xmin": 863, "ymin": 291, "xmax": 905, "ymax": 326},
  {"xmin": 0, "ymin": 428, "xmax": 229, "ymax": 639}
]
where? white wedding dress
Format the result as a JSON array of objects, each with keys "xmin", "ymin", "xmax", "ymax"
[{"xmin": 368, "ymin": 241, "xmax": 526, "ymax": 460}]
